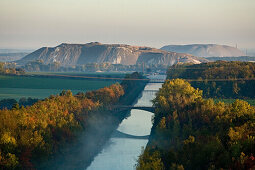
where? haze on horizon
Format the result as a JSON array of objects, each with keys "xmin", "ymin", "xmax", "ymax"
[{"xmin": 0, "ymin": 0, "xmax": 254, "ymax": 50}]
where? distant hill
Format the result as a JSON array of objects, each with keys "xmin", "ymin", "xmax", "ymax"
[
  {"xmin": 0, "ymin": 53, "xmax": 29, "ymax": 62},
  {"xmin": 161, "ymin": 44, "xmax": 245, "ymax": 57},
  {"xmin": 17, "ymin": 42, "xmax": 207, "ymax": 66},
  {"xmin": 0, "ymin": 49, "xmax": 34, "ymax": 53}
]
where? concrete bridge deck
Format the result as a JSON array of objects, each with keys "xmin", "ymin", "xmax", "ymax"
[
  {"xmin": 112, "ymin": 130, "xmax": 149, "ymax": 139},
  {"xmin": 112, "ymin": 105, "xmax": 155, "ymax": 113}
]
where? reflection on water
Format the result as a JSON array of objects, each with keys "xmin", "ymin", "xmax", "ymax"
[
  {"xmin": 117, "ymin": 110, "xmax": 153, "ymax": 136},
  {"xmin": 87, "ymin": 138, "xmax": 148, "ymax": 170},
  {"xmin": 87, "ymin": 75, "xmax": 164, "ymax": 170}
]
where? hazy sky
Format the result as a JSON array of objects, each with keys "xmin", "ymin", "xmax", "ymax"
[{"xmin": 0, "ymin": 0, "xmax": 254, "ymax": 49}]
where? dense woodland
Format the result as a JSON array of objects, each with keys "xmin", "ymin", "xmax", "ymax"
[
  {"xmin": 167, "ymin": 61, "xmax": 255, "ymax": 98},
  {"xmin": 0, "ymin": 72, "xmax": 147, "ymax": 169},
  {"xmin": 136, "ymin": 79, "xmax": 255, "ymax": 169},
  {"xmin": 0, "ymin": 82, "xmax": 125, "ymax": 169},
  {"xmin": 206, "ymin": 56, "xmax": 255, "ymax": 62}
]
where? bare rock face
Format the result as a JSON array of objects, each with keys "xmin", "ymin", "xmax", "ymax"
[
  {"xmin": 18, "ymin": 42, "xmax": 207, "ymax": 66},
  {"xmin": 161, "ymin": 44, "xmax": 245, "ymax": 58},
  {"xmin": 136, "ymin": 49, "xmax": 207, "ymax": 65}
]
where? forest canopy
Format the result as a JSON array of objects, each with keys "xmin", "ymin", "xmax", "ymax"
[
  {"xmin": 137, "ymin": 79, "xmax": 255, "ymax": 169},
  {"xmin": 0, "ymin": 72, "xmax": 147, "ymax": 169},
  {"xmin": 167, "ymin": 61, "xmax": 255, "ymax": 98},
  {"xmin": 0, "ymin": 83, "xmax": 124, "ymax": 169}
]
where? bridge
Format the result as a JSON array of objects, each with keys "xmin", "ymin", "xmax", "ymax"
[
  {"xmin": 112, "ymin": 89, "xmax": 158, "ymax": 113},
  {"xmin": 111, "ymin": 130, "xmax": 149, "ymax": 139},
  {"xmin": 112, "ymin": 105, "xmax": 155, "ymax": 113},
  {"xmin": 148, "ymin": 79, "xmax": 165, "ymax": 83},
  {"xmin": 143, "ymin": 90, "xmax": 159, "ymax": 95}
]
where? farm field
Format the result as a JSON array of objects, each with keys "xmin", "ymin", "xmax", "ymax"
[{"xmin": 0, "ymin": 73, "xmax": 122, "ymax": 100}]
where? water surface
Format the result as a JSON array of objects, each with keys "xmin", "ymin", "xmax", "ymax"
[{"xmin": 87, "ymin": 75, "xmax": 165, "ymax": 170}]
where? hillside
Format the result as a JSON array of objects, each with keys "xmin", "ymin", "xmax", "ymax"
[
  {"xmin": 161, "ymin": 44, "xmax": 244, "ymax": 57},
  {"xmin": 17, "ymin": 42, "xmax": 207, "ymax": 66}
]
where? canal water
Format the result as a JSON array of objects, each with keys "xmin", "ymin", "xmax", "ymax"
[{"xmin": 87, "ymin": 75, "xmax": 165, "ymax": 170}]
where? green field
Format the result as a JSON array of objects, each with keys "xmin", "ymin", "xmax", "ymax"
[{"xmin": 0, "ymin": 73, "xmax": 122, "ymax": 100}]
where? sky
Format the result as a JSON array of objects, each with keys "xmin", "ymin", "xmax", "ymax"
[{"xmin": 0, "ymin": 0, "xmax": 254, "ymax": 49}]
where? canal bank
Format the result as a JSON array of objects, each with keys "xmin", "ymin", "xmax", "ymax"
[
  {"xmin": 37, "ymin": 73, "xmax": 148, "ymax": 170},
  {"xmin": 87, "ymin": 75, "xmax": 165, "ymax": 170}
]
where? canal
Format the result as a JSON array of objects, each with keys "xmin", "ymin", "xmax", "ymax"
[{"xmin": 87, "ymin": 75, "xmax": 165, "ymax": 170}]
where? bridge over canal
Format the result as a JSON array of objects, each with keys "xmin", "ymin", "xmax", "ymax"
[
  {"xmin": 112, "ymin": 105, "xmax": 155, "ymax": 113},
  {"xmin": 112, "ymin": 130, "xmax": 149, "ymax": 139}
]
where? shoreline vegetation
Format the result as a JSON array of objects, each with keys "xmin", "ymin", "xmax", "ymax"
[
  {"xmin": 0, "ymin": 72, "xmax": 148, "ymax": 169},
  {"xmin": 136, "ymin": 79, "xmax": 255, "ymax": 169},
  {"xmin": 137, "ymin": 61, "xmax": 255, "ymax": 169},
  {"xmin": 40, "ymin": 72, "xmax": 148, "ymax": 170}
]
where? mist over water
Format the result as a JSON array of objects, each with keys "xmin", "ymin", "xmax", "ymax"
[{"xmin": 87, "ymin": 75, "xmax": 165, "ymax": 170}]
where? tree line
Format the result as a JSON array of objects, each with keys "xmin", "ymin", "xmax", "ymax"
[
  {"xmin": 0, "ymin": 62, "xmax": 25, "ymax": 75},
  {"xmin": 0, "ymin": 98, "xmax": 39, "ymax": 110},
  {"xmin": 22, "ymin": 60, "xmax": 167, "ymax": 73},
  {"xmin": 167, "ymin": 61, "xmax": 255, "ymax": 98},
  {"xmin": 0, "ymin": 72, "xmax": 147, "ymax": 169},
  {"xmin": 136, "ymin": 79, "xmax": 255, "ymax": 169},
  {"xmin": 0, "ymin": 83, "xmax": 124, "ymax": 169}
]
